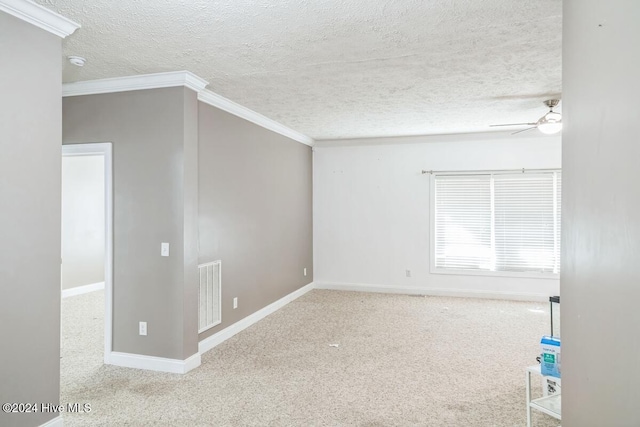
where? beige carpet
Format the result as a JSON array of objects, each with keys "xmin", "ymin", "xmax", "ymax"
[{"xmin": 60, "ymin": 289, "xmax": 559, "ymax": 426}]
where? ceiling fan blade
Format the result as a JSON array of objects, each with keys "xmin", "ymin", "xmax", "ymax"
[
  {"xmin": 511, "ymin": 126, "xmax": 537, "ymax": 135},
  {"xmin": 491, "ymin": 92, "xmax": 562, "ymax": 101},
  {"xmin": 490, "ymin": 123, "xmax": 537, "ymax": 127}
]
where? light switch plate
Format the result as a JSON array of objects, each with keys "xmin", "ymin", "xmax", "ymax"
[
  {"xmin": 161, "ymin": 242, "xmax": 170, "ymax": 257},
  {"xmin": 139, "ymin": 321, "xmax": 147, "ymax": 336}
]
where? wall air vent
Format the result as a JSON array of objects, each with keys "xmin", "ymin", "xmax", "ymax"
[{"xmin": 198, "ymin": 260, "xmax": 221, "ymax": 333}]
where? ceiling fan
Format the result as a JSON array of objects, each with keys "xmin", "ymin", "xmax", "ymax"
[{"xmin": 490, "ymin": 99, "xmax": 562, "ymax": 135}]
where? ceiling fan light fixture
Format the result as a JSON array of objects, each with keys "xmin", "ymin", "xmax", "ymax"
[
  {"xmin": 544, "ymin": 111, "xmax": 562, "ymax": 122},
  {"xmin": 537, "ymin": 100, "xmax": 562, "ymax": 134},
  {"xmin": 537, "ymin": 121, "xmax": 562, "ymax": 134},
  {"xmin": 489, "ymin": 98, "xmax": 562, "ymax": 135}
]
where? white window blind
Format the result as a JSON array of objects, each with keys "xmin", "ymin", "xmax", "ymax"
[
  {"xmin": 435, "ymin": 175, "xmax": 492, "ymax": 270},
  {"xmin": 494, "ymin": 174, "xmax": 555, "ymax": 273},
  {"xmin": 554, "ymin": 173, "xmax": 561, "ymax": 274},
  {"xmin": 434, "ymin": 171, "xmax": 561, "ymax": 275}
]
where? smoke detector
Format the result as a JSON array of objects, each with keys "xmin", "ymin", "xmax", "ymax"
[{"xmin": 68, "ymin": 56, "xmax": 86, "ymax": 67}]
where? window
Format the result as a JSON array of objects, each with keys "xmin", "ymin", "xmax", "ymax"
[{"xmin": 432, "ymin": 171, "xmax": 561, "ymax": 276}]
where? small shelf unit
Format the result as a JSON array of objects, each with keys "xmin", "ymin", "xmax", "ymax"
[{"xmin": 526, "ymin": 365, "xmax": 561, "ymax": 427}]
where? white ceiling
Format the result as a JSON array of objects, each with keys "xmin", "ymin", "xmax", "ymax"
[{"xmin": 37, "ymin": 0, "xmax": 562, "ymax": 140}]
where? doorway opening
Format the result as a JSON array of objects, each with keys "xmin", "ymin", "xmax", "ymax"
[{"xmin": 61, "ymin": 143, "xmax": 113, "ymax": 365}]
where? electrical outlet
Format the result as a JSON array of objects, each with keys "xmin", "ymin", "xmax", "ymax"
[
  {"xmin": 161, "ymin": 242, "xmax": 170, "ymax": 257},
  {"xmin": 304, "ymin": 267, "xmax": 307, "ymax": 276},
  {"xmin": 139, "ymin": 321, "xmax": 147, "ymax": 336},
  {"xmin": 233, "ymin": 297, "xmax": 238, "ymax": 309},
  {"xmin": 406, "ymin": 269, "xmax": 411, "ymax": 278}
]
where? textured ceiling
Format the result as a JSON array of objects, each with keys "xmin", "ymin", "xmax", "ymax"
[{"xmin": 37, "ymin": 0, "xmax": 562, "ymax": 140}]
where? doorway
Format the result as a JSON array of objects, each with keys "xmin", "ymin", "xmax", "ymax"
[{"xmin": 61, "ymin": 143, "xmax": 113, "ymax": 363}]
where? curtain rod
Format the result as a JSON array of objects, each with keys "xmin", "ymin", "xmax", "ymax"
[{"xmin": 421, "ymin": 168, "xmax": 560, "ymax": 175}]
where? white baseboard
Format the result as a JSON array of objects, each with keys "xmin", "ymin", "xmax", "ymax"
[
  {"xmin": 182, "ymin": 352, "xmax": 202, "ymax": 373},
  {"xmin": 199, "ymin": 281, "xmax": 315, "ymax": 355},
  {"xmin": 101, "ymin": 283, "xmax": 315, "ymax": 374},
  {"xmin": 39, "ymin": 416, "xmax": 63, "ymax": 427},
  {"xmin": 314, "ymin": 281, "xmax": 549, "ymax": 302},
  {"xmin": 107, "ymin": 351, "xmax": 201, "ymax": 374},
  {"xmin": 61, "ymin": 281, "xmax": 105, "ymax": 298}
]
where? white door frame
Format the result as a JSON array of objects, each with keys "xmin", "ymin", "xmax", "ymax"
[{"xmin": 62, "ymin": 142, "xmax": 113, "ymax": 364}]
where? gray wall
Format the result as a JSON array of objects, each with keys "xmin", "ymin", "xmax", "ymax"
[
  {"xmin": 63, "ymin": 87, "xmax": 199, "ymax": 360},
  {"xmin": 562, "ymin": 1, "xmax": 640, "ymax": 425},
  {"xmin": 61, "ymin": 155, "xmax": 105, "ymax": 289},
  {"xmin": 182, "ymin": 88, "xmax": 200, "ymax": 357},
  {"xmin": 0, "ymin": 12, "xmax": 62, "ymax": 427},
  {"xmin": 198, "ymin": 102, "xmax": 313, "ymax": 340}
]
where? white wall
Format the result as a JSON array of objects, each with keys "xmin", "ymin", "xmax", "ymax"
[
  {"xmin": 314, "ymin": 131, "xmax": 561, "ymax": 300},
  {"xmin": 61, "ymin": 155, "xmax": 105, "ymax": 290},
  {"xmin": 562, "ymin": 1, "xmax": 640, "ymax": 424}
]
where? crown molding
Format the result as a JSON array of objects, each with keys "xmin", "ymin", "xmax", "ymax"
[
  {"xmin": 62, "ymin": 71, "xmax": 209, "ymax": 97},
  {"xmin": 61, "ymin": 70, "xmax": 314, "ymax": 147},
  {"xmin": 198, "ymin": 90, "xmax": 315, "ymax": 147},
  {"xmin": 0, "ymin": 0, "xmax": 80, "ymax": 38}
]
